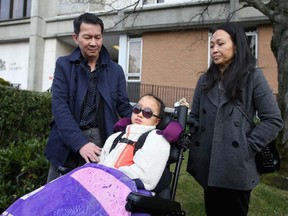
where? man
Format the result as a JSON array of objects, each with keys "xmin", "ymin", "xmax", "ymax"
[{"xmin": 45, "ymin": 13, "xmax": 132, "ymax": 182}]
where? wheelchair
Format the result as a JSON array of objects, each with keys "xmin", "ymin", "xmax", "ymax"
[
  {"xmin": 56, "ymin": 104, "xmax": 191, "ymax": 216},
  {"xmin": 123, "ymin": 104, "xmax": 191, "ymax": 216},
  {"xmin": 2, "ymin": 103, "xmax": 191, "ymax": 216}
]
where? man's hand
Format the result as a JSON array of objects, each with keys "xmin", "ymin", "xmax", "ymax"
[{"xmin": 79, "ymin": 142, "xmax": 102, "ymax": 163}]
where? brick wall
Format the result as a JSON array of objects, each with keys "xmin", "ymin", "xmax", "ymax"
[
  {"xmin": 141, "ymin": 29, "xmax": 208, "ymax": 103},
  {"xmin": 257, "ymin": 24, "xmax": 278, "ymax": 94},
  {"xmin": 141, "ymin": 24, "xmax": 278, "ymax": 104}
]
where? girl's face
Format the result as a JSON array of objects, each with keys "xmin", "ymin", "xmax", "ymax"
[
  {"xmin": 131, "ymin": 96, "xmax": 161, "ymax": 126},
  {"xmin": 210, "ymin": 29, "xmax": 236, "ymax": 73}
]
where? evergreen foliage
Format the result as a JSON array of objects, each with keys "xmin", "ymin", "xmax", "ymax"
[{"xmin": 0, "ymin": 86, "xmax": 51, "ymax": 211}]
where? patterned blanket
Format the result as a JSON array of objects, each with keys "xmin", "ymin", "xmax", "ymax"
[{"xmin": 2, "ymin": 163, "xmax": 149, "ymax": 216}]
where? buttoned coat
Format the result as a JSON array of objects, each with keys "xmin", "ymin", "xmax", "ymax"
[
  {"xmin": 187, "ymin": 69, "xmax": 283, "ymax": 190},
  {"xmin": 45, "ymin": 46, "xmax": 132, "ymax": 169}
]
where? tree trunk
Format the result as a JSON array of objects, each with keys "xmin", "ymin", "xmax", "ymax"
[
  {"xmin": 272, "ymin": 23, "xmax": 288, "ymax": 148},
  {"xmin": 244, "ymin": 0, "xmax": 288, "ymax": 148}
]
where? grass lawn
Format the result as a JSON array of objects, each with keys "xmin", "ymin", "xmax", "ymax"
[{"xmin": 173, "ymin": 151, "xmax": 288, "ymax": 216}]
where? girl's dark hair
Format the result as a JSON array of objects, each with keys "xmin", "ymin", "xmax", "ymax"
[
  {"xmin": 140, "ymin": 94, "xmax": 166, "ymax": 118},
  {"xmin": 73, "ymin": 13, "xmax": 104, "ymax": 35},
  {"xmin": 205, "ymin": 22, "xmax": 256, "ymax": 102}
]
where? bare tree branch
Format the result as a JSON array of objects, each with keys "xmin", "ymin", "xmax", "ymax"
[
  {"xmin": 100, "ymin": 0, "xmax": 143, "ymax": 30},
  {"xmin": 227, "ymin": 4, "xmax": 247, "ymax": 22},
  {"xmin": 243, "ymin": 0, "xmax": 275, "ymax": 20}
]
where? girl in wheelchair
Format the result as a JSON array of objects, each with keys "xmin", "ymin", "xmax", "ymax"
[{"xmin": 2, "ymin": 94, "xmax": 183, "ymax": 216}]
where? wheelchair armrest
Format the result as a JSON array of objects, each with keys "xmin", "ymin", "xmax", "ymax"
[{"xmin": 125, "ymin": 192, "xmax": 186, "ymax": 215}]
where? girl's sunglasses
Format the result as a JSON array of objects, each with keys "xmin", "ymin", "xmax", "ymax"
[{"xmin": 133, "ymin": 104, "xmax": 160, "ymax": 119}]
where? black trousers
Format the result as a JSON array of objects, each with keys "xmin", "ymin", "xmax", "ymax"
[
  {"xmin": 46, "ymin": 128, "xmax": 102, "ymax": 183},
  {"xmin": 204, "ymin": 186, "xmax": 251, "ymax": 216},
  {"xmin": 64, "ymin": 127, "xmax": 102, "ymax": 168}
]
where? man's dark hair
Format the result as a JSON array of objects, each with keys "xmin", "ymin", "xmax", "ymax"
[{"xmin": 73, "ymin": 13, "xmax": 104, "ymax": 35}]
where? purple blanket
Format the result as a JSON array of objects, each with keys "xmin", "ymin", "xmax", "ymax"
[{"xmin": 2, "ymin": 163, "xmax": 146, "ymax": 216}]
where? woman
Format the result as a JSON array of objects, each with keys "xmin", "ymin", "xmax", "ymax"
[
  {"xmin": 186, "ymin": 22, "xmax": 283, "ymax": 216},
  {"xmin": 3, "ymin": 94, "xmax": 183, "ymax": 216}
]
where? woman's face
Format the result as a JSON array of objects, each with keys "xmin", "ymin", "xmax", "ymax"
[
  {"xmin": 210, "ymin": 29, "xmax": 236, "ymax": 73},
  {"xmin": 131, "ymin": 96, "xmax": 160, "ymax": 126}
]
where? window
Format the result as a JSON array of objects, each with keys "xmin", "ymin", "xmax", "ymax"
[
  {"xmin": 246, "ymin": 31, "xmax": 258, "ymax": 59},
  {"xmin": 208, "ymin": 30, "xmax": 258, "ymax": 66},
  {"xmin": 142, "ymin": 0, "xmax": 197, "ymax": 4},
  {"xmin": 0, "ymin": 0, "xmax": 31, "ymax": 21},
  {"xmin": 0, "ymin": 0, "xmax": 11, "ymax": 20},
  {"xmin": 127, "ymin": 38, "xmax": 142, "ymax": 81},
  {"xmin": 143, "ymin": 0, "xmax": 164, "ymax": 5}
]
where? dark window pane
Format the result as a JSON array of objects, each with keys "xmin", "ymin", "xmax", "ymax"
[
  {"xmin": 25, "ymin": 0, "xmax": 31, "ymax": 17},
  {"xmin": 1, "ymin": 0, "xmax": 11, "ymax": 20}
]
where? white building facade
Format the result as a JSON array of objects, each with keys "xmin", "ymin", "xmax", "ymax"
[{"xmin": 0, "ymin": 0, "xmax": 277, "ymax": 105}]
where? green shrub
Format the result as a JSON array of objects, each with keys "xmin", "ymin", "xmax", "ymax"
[
  {"xmin": 0, "ymin": 86, "xmax": 52, "ymax": 147},
  {"xmin": 0, "ymin": 139, "xmax": 49, "ymax": 210},
  {"xmin": 0, "ymin": 86, "xmax": 51, "ymax": 211}
]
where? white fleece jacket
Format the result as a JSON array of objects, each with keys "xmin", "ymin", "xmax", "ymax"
[{"xmin": 99, "ymin": 124, "xmax": 170, "ymax": 191}]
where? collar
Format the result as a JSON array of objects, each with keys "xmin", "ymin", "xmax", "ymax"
[{"xmin": 68, "ymin": 45, "xmax": 110, "ymax": 65}]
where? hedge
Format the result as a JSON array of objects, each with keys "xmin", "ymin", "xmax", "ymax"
[{"xmin": 0, "ymin": 85, "xmax": 51, "ymax": 211}]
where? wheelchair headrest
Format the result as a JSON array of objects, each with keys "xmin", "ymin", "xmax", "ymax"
[
  {"xmin": 113, "ymin": 117, "xmax": 131, "ymax": 132},
  {"xmin": 156, "ymin": 116, "xmax": 172, "ymax": 130},
  {"xmin": 113, "ymin": 116, "xmax": 184, "ymax": 143},
  {"xmin": 156, "ymin": 120, "xmax": 183, "ymax": 143}
]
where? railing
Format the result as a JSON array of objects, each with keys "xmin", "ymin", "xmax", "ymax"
[
  {"xmin": 10, "ymin": 83, "xmax": 21, "ymax": 89},
  {"xmin": 127, "ymin": 83, "xmax": 194, "ymax": 108},
  {"xmin": 46, "ymin": 83, "xmax": 194, "ymax": 109}
]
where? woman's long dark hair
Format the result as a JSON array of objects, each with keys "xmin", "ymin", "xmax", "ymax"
[{"xmin": 205, "ymin": 22, "xmax": 256, "ymax": 102}]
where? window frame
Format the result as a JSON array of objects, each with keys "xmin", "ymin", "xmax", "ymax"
[
  {"xmin": 142, "ymin": 0, "xmax": 164, "ymax": 5},
  {"xmin": 126, "ymin": 37, "xmax": 143, "ymax": 83},
  {"xmin": 0, "ymin": 0, "xmax": 31, "ymax": 21},
  {"xmin": 142, "ymin": 0, "xmax": 197, "ymax": 5}
]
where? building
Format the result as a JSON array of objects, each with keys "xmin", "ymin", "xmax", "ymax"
[{"xmin": 0, "ymin": 0, "xmax": 277, "ymax": 107}]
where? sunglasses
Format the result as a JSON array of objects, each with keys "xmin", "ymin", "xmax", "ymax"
[{"xmin": 133, "ymin": 104, "xmax": 160, "ymax": 119}]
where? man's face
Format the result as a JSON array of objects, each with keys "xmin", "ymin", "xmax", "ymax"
[{"xmin": 72, "ymin": 22, "xmax": 103, "ymax": 60}]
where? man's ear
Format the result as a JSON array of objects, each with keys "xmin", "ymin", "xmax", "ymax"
[{"xmin": 72, "ymin": 33, "xmax": 78, "ymax": 45}]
